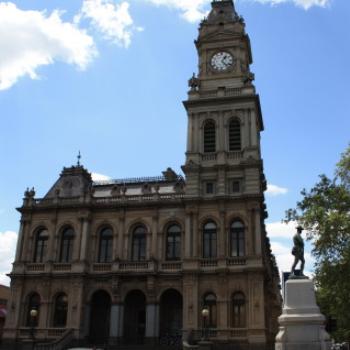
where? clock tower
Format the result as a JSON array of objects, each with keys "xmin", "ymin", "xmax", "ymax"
[{"xmin": 183, "ymin": 0, "xmax": 263, "ymax": 199}]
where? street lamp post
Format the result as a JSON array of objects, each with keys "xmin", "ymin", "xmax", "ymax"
[
  {"xmin": 29, "ymin": 308, "xmax": 38, "ymax": 350},
  {"xmin": 201, "ymin": 307, "xmax": 209, "ymax": 341}
]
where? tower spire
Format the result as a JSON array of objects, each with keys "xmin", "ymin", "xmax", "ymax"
[{"xmin": 77, "ymin": 150, "xmax": 81, "ymax": 166}]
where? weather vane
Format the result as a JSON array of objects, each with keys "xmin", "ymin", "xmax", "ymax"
[{"xmin": 77, "ymin": 150, "xmax": 81, "ymax": 166}]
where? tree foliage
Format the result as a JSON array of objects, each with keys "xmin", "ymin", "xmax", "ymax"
[{"xmin": 285, "ymin": 145, "xmax": 350, "ymax": 341}]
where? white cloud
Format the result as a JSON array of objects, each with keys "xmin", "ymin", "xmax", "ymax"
[
  {"xmin": 77, "ymin": 0, "xmax": 143, "ymax": 47},
  {"xmin": 266, "ymin": 220, "xmax": 297, "ymax": 239},
  {"xmin": 0, "ymin": 231, "xmax": 17, "ymax": 286},
  {"xmin": 266, "ymin": 183, "xmax": 288, "ymax": 196},
  {"xmin": 0, "ymin": 2, "xmax": 97, "ymax": 91},
  {"xmin": 91, "ymin": 172, "xmax": 112, "ymax": 181},
  {"xmin": 143, "ymin": 0, "xmax": 209, "ymax": 22},
  {"xmin": 246, "ymin": 0, "xmax": 330, "ymax": 10},
  {"xmin": 143, "ymin": 0, "xmax": 330, "ymax": 23}
]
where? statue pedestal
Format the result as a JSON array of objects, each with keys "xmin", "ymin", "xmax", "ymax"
[{"xmin": 275, "ymin": 278, "xmax": 332, "ymax": 350}]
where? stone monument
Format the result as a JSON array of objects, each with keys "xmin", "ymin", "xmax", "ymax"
[{"xmin": 275, "ymin": 226, "xmax": 332, "ymax": 350}]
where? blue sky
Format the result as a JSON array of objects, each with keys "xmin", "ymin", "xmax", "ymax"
[{"xmin": 0, "ymin": 0, "xmax": 349, "ymax": 285}]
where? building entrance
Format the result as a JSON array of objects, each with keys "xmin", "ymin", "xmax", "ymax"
[
  {"xmin": 159, "ymin": 289, "xmax": 183, "ymax": 338},
  {"xmin": 89, "ymin": 290, "xmax": 111, "ymax": 344},
  {"xmin": 123, "ymin": 290, "xmax": 146, "ymax": 344}
]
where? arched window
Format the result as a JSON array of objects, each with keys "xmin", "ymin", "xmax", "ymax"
[
  {"xmin": 229, "ymin": 119, "xmax": 241, "ymax": 151},
  {"xmin": 53, "ymin": 293, "xmax": 68, "ymax": 327},
  {"xmin": 59, "ymin": 228, "xmax": 74, "ymax": 263},
  {"xmin": 166, "ymin": 224, "xmax": 181, "ymax": 260},
  {"xmin": 132, "ymin": 226, "xmax": 146, "ymax": 261},
  {"xmin": 203, "ymin": 120, "xmax": 216, "ymax": 153},
  {"xmin": 203, "ymin": 221, "xmax": 217, "ymax": 259},
  {"xmin": 203, "ymin": 293, "xmax": 217, "ymax": 328},
  {"xmin": 34, "ymin": 229, "xmax": 49, "ymax": 263},
  {"xmin": 98, "ymin": 228, "xmax": 113, "ymax": 263},
  {"xmin": 26, "ymin": 293, "xmax": 40, "ymax": 326},
  {"xmin": 232, "ymin": 292, "xmax": 246, "ymax": 328},
  {"xmin": 230, "ymin": 220, "xmax": 245, "ymax": 257}
]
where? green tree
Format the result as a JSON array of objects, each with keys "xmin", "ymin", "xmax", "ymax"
[{"xmin": 285, "ymin": 145, "xmax": 350, "ymax": 342}]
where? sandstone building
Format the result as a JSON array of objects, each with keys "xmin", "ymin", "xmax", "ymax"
[{"xmin": 4, "ymin": 1, "xmax": 281, "ymax": 349}]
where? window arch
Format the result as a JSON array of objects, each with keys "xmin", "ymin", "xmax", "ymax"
[
  {"xmin": 166, "ymin": 224, "xmax": 181, "ymax": 260},
  {"xmin": 59, "ymin": 227, "xmax": 74, "ymax": 263},
  {"xmin": 25, "ymin": 293, "xmax": 40, "ymax": 326},
  {"xmin": 53, "ymin": 293, "xmax": 68, "ymax": 327},
  {"xmin": 132, "ymin": 225, "xmax": 146, "ymax": 261},
  {"xmin": 203, "ymin": 221, "xmax": 217, "ymax": 259},
  {"xmin": 203, "ymin": 120, "xmax": 216, "ymax": 153},
  {"xmin": 98, "ymin": 227, "xmax": 113, "ymax": 263},
  {"xmin": 229, "ymin": 119, "xmax": 241, "ymax": 151},
  {"xmin": 34, "ymin": 228, "xmax": 49, "ymax": 263},
  {"xmin": 232, "ymin": 292, "xmax": 246, "ymax": 328},
  {"xmin": 230, "ymin": 220, "xmax": 245, "ymax": 257},
  {"xmin": 203, "ymin": 293, "xmax": 217, "ymax": 328}
]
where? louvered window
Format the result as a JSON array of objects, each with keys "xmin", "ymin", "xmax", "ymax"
[
  {"xmin": 203, "ymin": 120, "xmax": 216, "ymax": 153},
  {"xmin": 229, "ymin": 119, "xmax": 241, "ymax": 151}
]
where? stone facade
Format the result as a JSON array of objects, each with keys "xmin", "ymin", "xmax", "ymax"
[{"xmin": 3, "ymin": 1, "xmax": 281, "ymax": 349}]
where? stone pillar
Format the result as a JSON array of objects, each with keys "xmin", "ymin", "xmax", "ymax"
[
  {"xmin": 112, "ymin": 223, "xmax": 118, "ymax": 261},
  {"xmin": 15, "ymin": 219, "xmax": 26, "ymax": 262},
  {"xmin": 145, "ymin": 303, "xmax": 159, "ymax": 339},
  {"xmin": 79, "ymin": 216, "xmax": 91, "ymax": 261},
  {"xmin": 250, "ymin": 109, "xmax": 258, "ymax": 147},
  {"xmin": 192, "ymin": 211, "xmax": 198, "ymax": 258},
  {"xmin": 118, "ymin": 214, "xmax": 125, "ymax": 259},
  {"xmin": 185, "ymin": 212, "xmax": 192, "ymax": 258},
  {"xmin": 183, "ymin": 275, "xmax": 198, "ymax": 331},
  {"xmin": 47, "ymin": 218, "xmax": 58, "ymax": 262},
  {"xmin": 219, "ymin": 210, "xmax": 226, "ymax": 258},
  {"xmin": 275, "ymin": 278, "xmax": 331, "ymax": 350},
  {"xmin": 151, "ymin": 214, "xmax": 158, "ymax": 259},
  {"xmin": 254, "ymin": 209, "xmax": 262, "ymax": 256}
]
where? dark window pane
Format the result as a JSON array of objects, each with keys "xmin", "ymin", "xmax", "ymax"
[
  {"xmin": 34, "ymin": 229, "xmax": 48, "ymax": 263},
  {"xmin": 232, "ymin": 181, "xmax": 240, "ymax": 193},
  {"xmin": 60, "ymin": 228, "xmax": 74, "ymax": 263},
  {"xmin": 166, "ymin": 225, "xmax": 181, "ymax": 260},
  {"xmin": 204, "ymin": 293, "xmax": 217, "ymax": 328},
  {"xmin": 53, "ymin": 294, "xmax": 68, "ymax": 327},
  {"xmin": 230, "ymin": 221, "xmax": 245, "ymax": 257},
  {"xmin": 232, "ymin": 293, "xmax": 246, "ymax": 327},
  {"xmin": 98, "ymin": 228, "xmax": 113, "ymax": 263},
  {"xmin": 206, "ymin": 182, "xmax": 214, "ymax": 194},
  {"xmin": 204, "ymin": 121, "xmax": 216, "ymax": 153},
  {"xmin": 132, "ymin": 226, "xmax": 146, "ymax": 261},
  {"xmin": 203, "ymin": 222, "xmax": 217, "ymax": 258},
  {"xmin": 229, "ymin": 119, "xmax": 241, "ymax": 151}
]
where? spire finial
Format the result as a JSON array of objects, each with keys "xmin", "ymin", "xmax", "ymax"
[{"xmin": 77, "ymin": 150, "xmax": 81, "ymax": 166}]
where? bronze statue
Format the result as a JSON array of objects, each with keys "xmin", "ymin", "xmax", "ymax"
[{"xmin": 291, "ymin": 225, "xmax": 305, "ymax": 277}]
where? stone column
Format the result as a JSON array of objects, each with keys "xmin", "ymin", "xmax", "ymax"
[
  {"xmin": 118, "ymin": 214, "xmax": 125, "ymax": 259},
  {"xmin": 15, "ymin": 219, "xmax": 26, "ymax": 262},
  {"xmin": 47, "ymin": 218, "xmax": 58, "ymax": 262},
  {"xmin": 151, "ymin": 214, "xmax": 158, "ymax": 259},
  {"xmin": 185, "ymin": 212, "xmax": 192, "ymax": 258},
  {"xmin": 254, "ymin": 209, "xmax": 262, "ymax": 256},
  {"xmin": 250, "ymin": 109, "xmax": 258, "ymax": 147},
  {"xmin": 79, "ymin": 215, "xmax": 91, "ymax": 261},
  {"xmin": 219, "ymin": 210, "xmax": 226, "ymax": 258},
  {"xmin": 145, "ymin": 303, "xmax": 159, "ymax": 339},
  {"xmin": 192, "ymin": 211, "xmax": 198, "ymax": 258},
  {"xmin": 112, "ymin": 221, "xmax": 118, "ymax": 261}
]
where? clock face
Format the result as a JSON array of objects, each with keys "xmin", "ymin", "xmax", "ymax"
[{"xmin": 211, "ymin": 52, "xmax": 234, "ymax": 72}]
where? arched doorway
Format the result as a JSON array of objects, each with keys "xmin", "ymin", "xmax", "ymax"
[
  {"xmin": 123, "ymin": 290, "xmax": 146, "ymax": 344},
  {"xmin": 159, "ymin": 289, "xmax": 183, "ymax": 337},
  {"xmin": 89, "ymin": 290, "xmax": 111, "ymax": 344}
]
